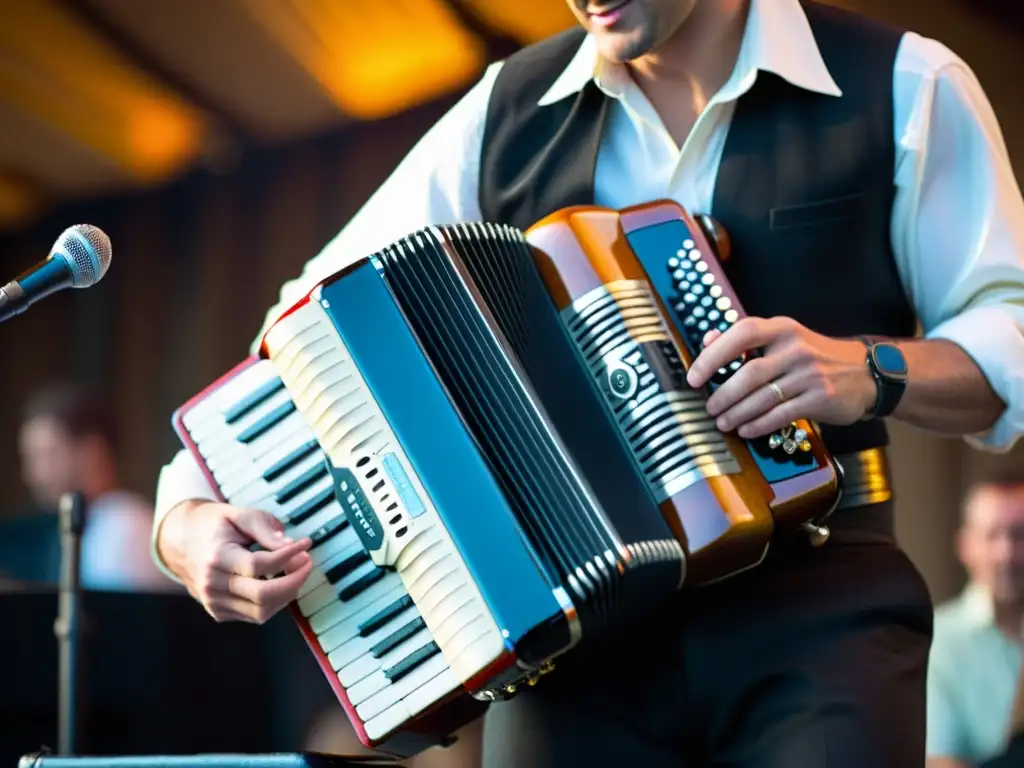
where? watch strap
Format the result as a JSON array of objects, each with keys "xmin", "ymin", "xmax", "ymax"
[{"xmin": 857, "ymin": 336, "xmax": 906, "ymax": 419}]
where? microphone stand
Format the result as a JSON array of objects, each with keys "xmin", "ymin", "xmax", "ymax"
[{"xmin": 54, "ymin": 491, "xmax": 86, "ymax": 755}]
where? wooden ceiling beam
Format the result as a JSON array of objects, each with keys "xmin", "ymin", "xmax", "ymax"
[
  {"xmin": 439, "ymin": 0, "xmax": 524, "ymax": 61},
  {"xmin": 0, "ymin": 0, "xmax": 206, "ymax": 185},
  {"xmin": 59, "ymin": 0, "xmax": 252, "ymax": 150},
  {"xmin": 237, "ymin": 0, "xmax": 488, "ymax": 121},
  {"xmin": 460, "ymin": 0, "xmax": 577, "ymax": 46}
]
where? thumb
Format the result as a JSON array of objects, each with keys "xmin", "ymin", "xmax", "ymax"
[{"xmin": 228, "ymin": 507, "xmax": 292, "ymax": 550}]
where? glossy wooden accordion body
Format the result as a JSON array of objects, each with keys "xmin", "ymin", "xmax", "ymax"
[
  {"xmin": 173, "ymin": 200, "xmax": 840, "ymax": 757},
  {"xmin": 526, "ymin": 201, "xmax": 842, "ymax": 582}
]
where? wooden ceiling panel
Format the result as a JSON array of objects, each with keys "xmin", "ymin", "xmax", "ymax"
[
  {"xmin": 81, "ymin": 0, "xmax": 349, "ymax": 143},
  {"xmin": 465, "ymin": 0, "xmax": 577, "ymax": 44},
  {"xmin": 239, "ymin": 0, "xmax": 488, "ymax": 120},
  {"xmin": 0, "ymin": 0, "xmax": 206, "ymax": 185},
  {"xmin": 0, "ymin": 94, "xmax": 128, "ymax": 197}
]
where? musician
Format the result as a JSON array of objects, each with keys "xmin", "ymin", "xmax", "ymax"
[{"xmin": 150, "ymin": 0, "xmax": 1024, "ymax": 765}]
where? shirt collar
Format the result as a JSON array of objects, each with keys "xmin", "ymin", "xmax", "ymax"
[{"xmin": 537, "ymin": 0, "xmax": 842, "ymax": 107}]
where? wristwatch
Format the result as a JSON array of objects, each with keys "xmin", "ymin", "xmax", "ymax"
[{"xmin": 858, "ymin": 336, "xmax": 908, "ymax": 418}]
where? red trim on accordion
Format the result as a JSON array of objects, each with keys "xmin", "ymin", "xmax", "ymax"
[
  {"xmin": 171, "ymin": 356, "xmax": 490, "ymax": 757},
  {"xmin": 257, "ymin": 295, "xmax": 312, "ymax": 360}
]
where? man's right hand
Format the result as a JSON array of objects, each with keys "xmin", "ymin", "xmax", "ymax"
[{"xmin": 157, "ymin": 500, "xmax": 313, "ymax": 624}]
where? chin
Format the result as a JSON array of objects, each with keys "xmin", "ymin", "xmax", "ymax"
[{"xmin": 591, "ymin": 23, "xmax": 660, "ymax": 63}]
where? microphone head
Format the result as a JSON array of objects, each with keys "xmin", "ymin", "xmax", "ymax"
[{"xmin": 52, "ymin": 224, "xmax": 112, "ymax": 288}]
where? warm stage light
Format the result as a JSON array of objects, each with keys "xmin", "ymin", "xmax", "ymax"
[
  {"xmin": 0, "ymin": 0, "xmax": 205, "ymax": 184},
  {"xmin": 0, "ymin": 171, "xmax": 42, "ymax": 230},
  {"xmin": 240, "ymin": 0, "xmax": 488, "ymax": 121},
  {"xmin": 463, "ymin": 0, "xmax": 578, "ymax": 44}
]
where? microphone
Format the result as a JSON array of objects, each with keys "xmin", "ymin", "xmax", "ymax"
[{"xmin": 0, "ymin": 224, "xmax": 112, "ymax": 324}]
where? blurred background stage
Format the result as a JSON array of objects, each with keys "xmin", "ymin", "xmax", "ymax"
[{"xmin": 0, "ymin": 0, "xmax": 1022, "ymax": 766}]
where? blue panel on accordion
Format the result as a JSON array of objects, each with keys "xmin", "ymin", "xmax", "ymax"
[{"xmin": 317, "ymin": 260, "xmax": 564, "ymax": 655}]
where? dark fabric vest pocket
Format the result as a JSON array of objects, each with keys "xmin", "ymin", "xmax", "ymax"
[{"xmin": 769, "ymin": 192, "xmax": 868, "ymax": 231}]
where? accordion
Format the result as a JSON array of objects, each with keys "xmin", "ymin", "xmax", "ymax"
[{"xmin": 173, "ymin": 199, "xmax": 840, "ymax": 757}]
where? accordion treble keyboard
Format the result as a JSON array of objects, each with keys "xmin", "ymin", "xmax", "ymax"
[{"xmin": 176, "ymin": 358, "xmax": 467, "ymax": 744}]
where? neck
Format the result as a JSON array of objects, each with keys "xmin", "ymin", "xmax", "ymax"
[{"xmin": 627, "ymin": 0, "xmax": 749, "ymax": 105}]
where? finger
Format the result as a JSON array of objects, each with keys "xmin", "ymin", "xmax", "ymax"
[
  {"xmin": 736, "ymin": 393, "xmax": 815, "ymax": 439},
  {"xmin": 204, "ymin": 603, "xmax": 258, "ymax": 624},
  {"xmin": 704, "ymin": 353, "xmax": 791, "ymax": 418},
  {"xmin": 714, "ymin": 372, "xmax": 804, "ymax": 433},
  {"xmin": 686, "ymin": 318, "xmax": 785, "ymax": 388},
  {"xmin": 229, "ymin": 557, "xmax": 314, "ymax": 606},
  {"xmin": 228, "ymin": 506, "xmax": 295, "ymax": 550},
  {"xmin": 207, "ymin": 594, "xmax": 280, "ymax": 625},
  {"xmin": 283, "ymin": 550, "xmax": 313, "ymax": 574},
  {"xmin": 701, "ymin": 329, "xmax": 723, "ymax": 348},
  {"xmin": 218, "ymin": 539, "xmax": 312, "ymax": 578}
]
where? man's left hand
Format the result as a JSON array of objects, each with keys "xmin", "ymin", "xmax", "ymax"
[{"xmin": 685, "ymin": 316, "xmax": 879, "ymax": 438}]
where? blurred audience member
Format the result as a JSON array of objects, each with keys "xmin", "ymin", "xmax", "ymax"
[
  {"xmin": 14, "ymin": 382, "xmax": 175, "ymax": 592},
  {"xmin": 979, "ymin": 666, "xmax": 1024, "ymax": 767},
  {"xmin": 928, "ymin": 470, "xmax": 1024, "ymax": 767}
]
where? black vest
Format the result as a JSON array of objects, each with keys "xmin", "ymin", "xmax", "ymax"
[{"xmin": 477, "ymin": 1, "xmax": 917, "ymax": 455}]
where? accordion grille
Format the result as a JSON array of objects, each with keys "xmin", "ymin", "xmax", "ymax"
[{"xmin": 563, "ymin": 281, "xmax": 741, "ymax": 503}]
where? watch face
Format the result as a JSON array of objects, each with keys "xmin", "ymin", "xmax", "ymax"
[{"xmin": 872, "ymin": 343, "xmax": 908, "ymax": 378}]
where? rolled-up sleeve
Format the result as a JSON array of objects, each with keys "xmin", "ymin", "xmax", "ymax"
[{"xmin": 891, "ymin": 34, "xmax": 1024, "ymax": 452}]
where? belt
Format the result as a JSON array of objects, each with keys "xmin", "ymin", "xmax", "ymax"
[
  {"xmin": 832, "ymin": 447, "xmax": 894, "ymax": 511},
  {"xmin": 793, "ymin": 446, "xmax": 895, "ymax": 545}
]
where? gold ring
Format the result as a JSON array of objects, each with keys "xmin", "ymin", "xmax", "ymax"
[{"xmin": 768, "ymin": 381, "xmax": 786, "ymax": 405}]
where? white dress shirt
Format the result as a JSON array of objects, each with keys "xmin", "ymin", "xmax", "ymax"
[{"xmin": 151, "ymin": 0, "xmax": 1024, "ymax": 576}]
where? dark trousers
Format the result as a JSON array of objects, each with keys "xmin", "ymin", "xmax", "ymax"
[{"xmin": 480, "ymin": 503, "xmax": 934, "ymax": 767}]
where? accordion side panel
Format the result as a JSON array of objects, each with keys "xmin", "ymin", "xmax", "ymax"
[
  {"xmin": 172, "ymin": 355, "xmax": 486, "ymax": 757},
  {"xmin": 526, "ymin": 211, "xmax": 775, "ymax": 584},
  {"xmin": 618, "ymin": 201, "xmax": 841, "ymax": 527}
]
